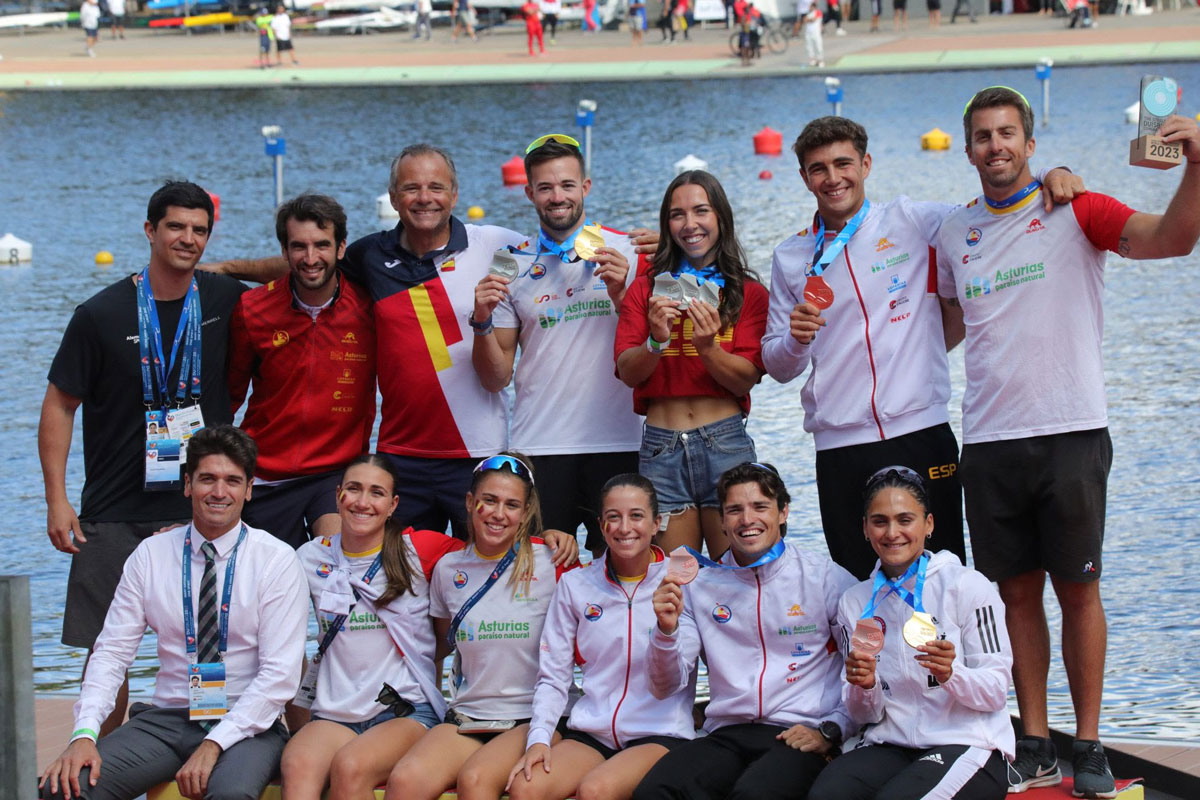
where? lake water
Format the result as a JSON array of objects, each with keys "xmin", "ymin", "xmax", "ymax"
[{"xmin": 2, "ymin": 62, "xmax": 1198, "ymax": 739}]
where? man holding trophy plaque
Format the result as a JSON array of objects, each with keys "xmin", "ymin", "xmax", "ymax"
[{"xmin": 936, "ymin": 85, "xmax": 1199, "ymax": 798}]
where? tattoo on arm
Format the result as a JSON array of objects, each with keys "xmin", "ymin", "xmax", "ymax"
[{"xmin": 1118, "ymin": 237, "xmax": 1131, "ymax": 257}]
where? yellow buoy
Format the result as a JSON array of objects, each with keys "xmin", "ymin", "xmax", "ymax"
[
  {"xmin": 467, "ymin": 205, "xmax": 485, "ymax": 220},
  {"xmin": 921, "ymin": 127, "xmax": 952, "ymax": 151},
  {"xmin": 95, "ymin": 250, "xmax": 114, "ymax": 265}
]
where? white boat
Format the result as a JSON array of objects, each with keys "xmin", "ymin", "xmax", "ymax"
[
  {"xmin": 313, "ymin": 5, "xmax": 417, "ymax": 30},
  {"xmin": 0, "ymin": 11, "xmax": 68, "ymax": 29}
]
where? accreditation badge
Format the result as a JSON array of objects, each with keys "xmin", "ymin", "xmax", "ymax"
[
  {"xmin": 188, "ymin": 661, "xmax": 229, "ymax": 722},
  {"xmin": 293, "ymin": 653, "xmax": 322, "ymax": 710},
  {"xmin": 902, "ymin": 611, "xmax": 938, "ymax": 649},
  {"xmin": 144, "ymin": 415, "xmax": 183, "ymax": 493},
  {"xmin": 166, "ymin": 405, "xmax": 205, "ymax": 464}
]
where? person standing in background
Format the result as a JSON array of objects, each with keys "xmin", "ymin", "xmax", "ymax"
[
  {"xmin": 108, "ymin": 0, "xmax": 126, "ymax": 39},
  {"xmin": 271, "ymin": 4, "xmax": 300, "ymax": 66},
  {"xmin": 539, "ymin": 0, "xmax": 561, "ymax": 42},
  {"xmin": 79, "ymin": 0, "xmax": 101, "ymax": 57}
]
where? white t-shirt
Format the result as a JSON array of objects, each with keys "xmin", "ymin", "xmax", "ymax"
[
  {"xmin": 79, "ymin": 2, "xmax": 101, "ymax": 29},
  {"xmin": 935, "ymin": 189, "xmax": 1134, "ymax": 444},
  {"xmin": 492, "ymin": 225, "xmax": 643, "ymax": 455},
  {"xmin": 418, "ymin": 0, "xmax": 433, "ymax": 12},
  {"xmin": 270, "ymin": 12, "xmax": 292, "ymax": 40},
  {"xmin": 540, "ymin": 0, "xmax": 563, "ymax": 12},
  {"xmin": 430, "ymin": 539, "xmax": 565, "ymax": 720},
  {"xmin": 108, "ymin": 0, "xmax": 126, "ymax": 16},
  {"xmin": 297, "ymin": 530, "xmax": 462, "ymax": 722}
]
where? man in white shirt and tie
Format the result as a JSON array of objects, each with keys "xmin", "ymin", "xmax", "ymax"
[{"xmin": 40, "ymin": 425, "xmax": 308, "ymax": 800}]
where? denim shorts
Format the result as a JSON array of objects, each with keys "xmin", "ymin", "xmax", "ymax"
[
  {"xmin": 313, "ymin": 702, "xmax": 439, "ymax": 734},
  {"xmin": 639, "ymin": 414, "xmax": 756, "ymax": 515}
]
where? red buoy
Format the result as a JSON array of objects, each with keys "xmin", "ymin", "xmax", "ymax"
[
  {"xmin": 208, "ymin": 192, "xmax": 221, "ymax": 221},
  {"xmin": 759, "ymin": 170, "xmax": 773, "ymax": 180},
  {"xmin": 753, "ymin": 126, "xmax": 783, "ymax": 156},
  {"xmin": 501, "ymin": 156, "xmax": 527, "ymax": 187}
]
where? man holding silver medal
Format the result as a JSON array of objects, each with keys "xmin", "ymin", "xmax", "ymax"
[
  {"xmin": 39, "ymin": 425, "xmax": 308, "ymax": 800},
  {"xmin": 472, "ymin": 132, "xmax": 653, "ymax": 558}
]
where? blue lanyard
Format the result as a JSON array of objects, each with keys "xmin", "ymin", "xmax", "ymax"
[
  {"xmin": 984, "ymin": 179, "xmax": 1040, "ymax": 210},
  {"xmin": 446, "ymin": 546, "xmax": 518, "ymax": 647},
  {"xmin": 317, "ymin": 553, "xmax": 383, "ymax": 657},
  {"xmin": 682, "ymin": 539, "xmax": 786, "ymax": 571},
  {"xmin": 536, "ymin": 218, "xmax": 593, "ymax": 261},
  {"xmin": 809, "ymin": 200, "xmax": 871, "ymax": 277},
  {"xmin": 136, "ymin": 269, "xmax": 202, "ymax": 408},
  {"xmin": 182, "ymin": 524, "xmax": 247, "ymax": 658},
  {"xmin": 859, "ymin": 551, "xmax": 929, "ymax": 620},
  {"xmin": 672, "ymin": 260, "xmax": 726, "ymax": 288}
]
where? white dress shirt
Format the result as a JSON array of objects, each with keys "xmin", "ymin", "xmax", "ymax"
[{"xmin": 72, "ymin": 522, "xmax": 308, "ymax": 752}]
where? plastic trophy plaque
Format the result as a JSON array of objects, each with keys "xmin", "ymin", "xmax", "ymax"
[{"xmin": 1130, "ymin": 75, "xmax": 1183, "ymax": 170}]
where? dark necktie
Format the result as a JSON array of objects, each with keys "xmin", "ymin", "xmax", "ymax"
[{"xmin": 195, "ymin": 542, "xmax": 220, "ymax": 730}]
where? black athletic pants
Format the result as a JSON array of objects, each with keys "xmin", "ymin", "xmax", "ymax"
[
  {"xmin": 815, "ymin": 422, "xmax": 965, "ymax": 580},
  {"xmin": 632, "ymin": 723, "xmax": 827, "ymax": 800},
  {"xmin": 809, "ymin": 743, "xmax": 1007, "ymax": 800}
]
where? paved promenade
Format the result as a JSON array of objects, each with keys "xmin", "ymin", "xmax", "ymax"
[{"xmin": 0, "ymin": 7, "xmax": 1198, "ymax": 89}]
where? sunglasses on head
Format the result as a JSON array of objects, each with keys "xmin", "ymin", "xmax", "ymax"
[
  {"xmin": 963, "ymin": 85, "xmax": 1031, "ymax": 117},
  {"xmin": 473, "ymin": 454, "xmax": 535, "ymax": 485},
  {"xmin": 525, "ymin": 133, "xmax": 582, "ymax": 154},
  {"xmin": 864, "ymin": 465, "xmax": 927, "ymax": 493}
]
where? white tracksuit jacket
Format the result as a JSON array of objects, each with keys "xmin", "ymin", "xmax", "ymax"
[
  {"xmin": 761, "ymin": 197, "xmax": 955, "ymax": 451},
  {"xmin": 647, "ymin": 543, "xmax": 857, "ymax": 739},
  {"xmin": 837, "ymin": 550, "xmax": 1015, "ymax": 759},
  {"xmin": 527, "ymin": 546, "xmax": 697, "ymax": 751}
]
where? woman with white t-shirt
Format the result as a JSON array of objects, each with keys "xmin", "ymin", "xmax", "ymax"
[
  {"xmin": 281, "ymin": 454, "xmax": 463, "ymax": 800},
  {"xmin": 385, "ymin": 453, "xmax": 569, "ymax": 800}
]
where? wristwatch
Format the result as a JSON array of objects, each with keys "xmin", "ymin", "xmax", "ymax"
[{"xmin": 818, "ymin": 720, "xmax": 843, "ymax": 752}]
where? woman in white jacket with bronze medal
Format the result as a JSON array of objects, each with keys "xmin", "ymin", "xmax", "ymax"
[{"xmin": 811, "ymin": 466, "xmax": 1014, "ymax": 800}]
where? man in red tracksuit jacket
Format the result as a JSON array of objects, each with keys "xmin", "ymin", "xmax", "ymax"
[{"xmin": 229, "ymin": 193, "xmax": 376, "ymax": 549}]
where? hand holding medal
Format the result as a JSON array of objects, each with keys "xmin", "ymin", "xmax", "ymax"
[
  {"xmin": 573, "ymin": 222, "xmax": 606, "ymax": 261},
  {"xmin": 914, "ymin": 637, "xmax": 955, "ymax": 684}
]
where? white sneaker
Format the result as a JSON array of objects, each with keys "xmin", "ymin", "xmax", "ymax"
[{"xmin": 836, "ymin": 27, "xmax": 846, "ymax": 35}]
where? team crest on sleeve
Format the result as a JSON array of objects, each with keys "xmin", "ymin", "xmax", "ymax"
[
  {"xmin": 453, "ymin": 571, "xmax": 469, "ymax": 589},
  {"xmin": 583, "ymin": 603, "xmax": 604, "ymax": 621},
  {"xmin": 712, "ymin": 604, "xmax": 733, "ymax": 624},
  {"xmin": 316, "ymin": 563, "xmax": 332, "ymax": 578}
]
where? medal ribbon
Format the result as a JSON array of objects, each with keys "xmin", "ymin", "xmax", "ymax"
[
  {"xmin": 808, "ymin": 199, "xmax": 871, "ymax": 277},
  {"xmin": 136, "ymin": 269, "xmax": 202, "ymax": 408},
  {"xmin": 315, "ymin": 553, "xmax": 383, "ymax": 660},
  {"xmin": 681, "ymin": 539, "xmax": 786, "ymax": 571},
  {"xmin": 182, "ymin": 524, "xmax": 246, "ymax": 658},
  {"xmin": 984, "ymin": 179, "xmax": 1040, "ymax": 210},
  {"xmin": 672, "ymin": 259, "xmax": 726, "ymax": 288},
  {"xmin": 536, "ymin": 217, "xmax": 594, "ymax": 261},
  {"xmin": 446, "ymin": 546, "xmax": 519, "ymax": 647},
  {"xmin": 859, "ymin": 551, "xmax": 929, "ymax": 620}
]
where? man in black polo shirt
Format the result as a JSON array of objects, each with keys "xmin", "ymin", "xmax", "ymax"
[{"xmin": 40, "ymin": 181, "xmax": 246, "ymax": 735}]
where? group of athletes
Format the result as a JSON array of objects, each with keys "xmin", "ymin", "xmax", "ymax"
[{"xmin": 38, "ymin": 84, "xmax": 1200, "ymax": 800}]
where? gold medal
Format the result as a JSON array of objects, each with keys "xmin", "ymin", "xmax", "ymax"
[
  {"xmin": 573, "ymin": 223, "xmax": 605, "ymax": 261},
  {"xmin": 902, "ymin": 611, "xmax": 937, "ymax": 649}
]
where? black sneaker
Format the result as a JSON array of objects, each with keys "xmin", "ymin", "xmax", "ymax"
[
  {"xmin": 1008, "ymin": 735, "xmax": 1062, "ymax": 793},
  {"xmin": 1072, "ymin": 740, "xmax": 1117, "ymax": 799}
]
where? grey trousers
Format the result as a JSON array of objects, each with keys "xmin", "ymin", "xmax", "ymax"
[{"xmin": 41, "ymin": 707, "xmax": 287, "ymax": 800}]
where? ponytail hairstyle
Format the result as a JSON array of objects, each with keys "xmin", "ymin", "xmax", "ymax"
[
  {"xmin": 339, "ymin": 453, "xmax": 418, "ymax": 606},
  {"xmin": 649, "ymin": 170, "xmax": 759, "ymax": 329},
  {"xmin": 467, "ymin": 452, "xmax": 543, "ymax": 598}
]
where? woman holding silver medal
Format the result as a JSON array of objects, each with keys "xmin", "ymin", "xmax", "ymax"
[
  {"xmin": 810, "ymin": 466, "xmax": 1014, "ymax": 800},
  {"xmin": 384, "ymin": 453, "xmax": 574, "ymax": 800},
  {"xmin": 281, "ymin": 454, "xmax": 464, "ymax": 800},
  {"xmin": 614, "ymin": 170, "xmax": 769, "ymax": 557}
]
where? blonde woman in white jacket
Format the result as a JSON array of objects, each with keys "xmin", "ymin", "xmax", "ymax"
[{"xmin": 811, "ymin": 465, "xmax": 1014, "ymax": 800}]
